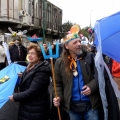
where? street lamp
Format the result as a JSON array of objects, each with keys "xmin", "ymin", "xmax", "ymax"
[{"xmin": 90, "ymin": 10, "xmax": 93, "ymax": 27}]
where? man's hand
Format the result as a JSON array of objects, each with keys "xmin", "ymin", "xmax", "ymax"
[
  {"xmin": 81, "ymin": 85, "xmax": 91, "ymax": 96},
  {"xmin": 53, "ymin": 97, "xmax": 60, "ymax": 107}
]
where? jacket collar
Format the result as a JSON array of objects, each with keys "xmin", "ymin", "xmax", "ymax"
[{"xmin": 20, "ymin": 61, "xmax": 46, "ymax": 85}]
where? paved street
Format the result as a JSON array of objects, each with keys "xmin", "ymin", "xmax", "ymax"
[
  {"xmin": 0, "ymin": 81, "xmax": 53, "ymax": 120},
  {"xmin": 0, "ymin": 100, "xmax": 19, "ymax": 120},
  {"xmin": 0, "ymin": 84, "xmax": 119, "ymax": 120}
]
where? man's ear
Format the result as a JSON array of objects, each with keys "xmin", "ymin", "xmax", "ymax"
[{"xmin": 64, "ymin": 43, "xmax": 68, "ymax": 49}]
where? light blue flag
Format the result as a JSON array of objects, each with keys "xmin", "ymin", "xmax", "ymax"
[{"xmin": 0, "ymin": 63, "xmax": 26, "ymax": 108}]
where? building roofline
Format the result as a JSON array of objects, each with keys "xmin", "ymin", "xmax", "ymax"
[{"xmin": 47, "ymin": 0, "xmax": 62, "ymax": 11}]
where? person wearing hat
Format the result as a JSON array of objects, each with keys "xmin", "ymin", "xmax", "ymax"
[
  {"xmin": 53, "ymin": 24, "xmax": 120, "ymax": 120},
  {"xmin": 9, "ymin": 36, "xmax": 27, "ymax": 62},
  {"xmin": 53, "ymin": 25, "xmax": 101, "ymax": 120}
]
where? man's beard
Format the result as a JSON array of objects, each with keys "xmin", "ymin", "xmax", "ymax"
[{"xmin": 75, "ymin": 49, "xmax": 83, "ymax": 56}]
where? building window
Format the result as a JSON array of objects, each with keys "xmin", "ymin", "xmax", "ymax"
[{"xmin": 36, "ymin": 3, "xmax": 38, "ymax": 18}]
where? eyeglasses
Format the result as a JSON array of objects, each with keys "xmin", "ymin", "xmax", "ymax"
[{"xmin": 27, "ymin": 52, "xmax": 37, "ymax": 56}]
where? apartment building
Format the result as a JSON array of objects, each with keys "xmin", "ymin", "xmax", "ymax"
[{"xmin": 0, "ymin": 0, "xmax": 63, "ymax": 45}]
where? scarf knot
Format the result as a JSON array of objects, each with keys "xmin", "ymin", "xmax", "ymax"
[{"xmin": 68, "ymin": 56, "xmax": 82, "ymax": 72}]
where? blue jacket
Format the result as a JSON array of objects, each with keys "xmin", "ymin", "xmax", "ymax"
[{"xmin": 71, "ymin": 60, "xmax": 89, "ymax": 101}]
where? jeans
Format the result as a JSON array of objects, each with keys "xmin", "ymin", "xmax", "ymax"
[{"xmin": 69, "ymin": 108, "xmax": 99, "ymax": 120}]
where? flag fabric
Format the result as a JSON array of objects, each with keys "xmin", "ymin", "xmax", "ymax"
[
  {"xmin": 94, "ymin": 21, "xmax": 108, "ymax": 120},
  {"xmin": 2, "ymin": 42, "xmax": 11, "ymax": 64},
  {"xmin": 0, "ymin": 63, "xmax": 26, "ymax": 108},
  {"xmin": 94, "ymin": 11, "xmax": 120, "ymax": 120},
  {"xmin": 94, "ymin": 11, "xmax": 120, "ymax": 62},
  {"xmin": 94, "ymin": 11, "xmax": 120, "ymax": 98}
]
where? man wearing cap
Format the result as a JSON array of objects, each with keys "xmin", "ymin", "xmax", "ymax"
[
  {"xmin": 53, "ymin": 25, "xmax": 100, "ymax": 120},
  {"xmin": 9, "ymin": 36, "xmax": 27, "ymax": 62}
]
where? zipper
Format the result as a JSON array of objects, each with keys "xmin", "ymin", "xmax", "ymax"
[{"xmin": 77, "ymin": 60, "xmax": 81, "ymax": 101}]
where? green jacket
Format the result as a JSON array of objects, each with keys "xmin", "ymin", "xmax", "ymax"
[{"xmin": 54, "ymin": 52, "xmax": 101, "ymax": 112}]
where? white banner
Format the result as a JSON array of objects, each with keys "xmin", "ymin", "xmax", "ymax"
[{"xmin": 0, "ymin": 35, "xmax": 4, "ymax": 41}]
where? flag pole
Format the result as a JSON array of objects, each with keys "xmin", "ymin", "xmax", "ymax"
[{"xmin": 50, "ymin": 58, "xmax": 61, "ymax": 120}]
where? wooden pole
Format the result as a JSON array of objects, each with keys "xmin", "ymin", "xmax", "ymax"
[{"xmin": 50, "ymin": 58, "xmax": 61, "ymax": 120}]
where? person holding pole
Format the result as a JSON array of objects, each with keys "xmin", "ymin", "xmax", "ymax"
[{"xmin": 53, "ymin": 24, "xmax": 101, "ymax": 120}]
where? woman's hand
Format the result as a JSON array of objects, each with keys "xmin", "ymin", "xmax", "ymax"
[
  {"xmin": 9, "ymin": 95, "xmax": 14, "ymax": 102},
  {"xmin": 18, "ymin": 72, "xmax": 23, "ymax": 78},
  {"xmin": 53, "ymin": 97, "xmax": 60, "ymax": 107}
]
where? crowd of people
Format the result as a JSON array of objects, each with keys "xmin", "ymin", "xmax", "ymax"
[{"xmin": 0, "ymin": 25, "xmax": 120, "ymax": 120}]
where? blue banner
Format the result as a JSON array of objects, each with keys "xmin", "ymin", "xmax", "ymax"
[
  {"xmin": 94, "ymin": 11, "xmax": 120, "ymax": 62},
  {"xmin": 0, "ymin": 63, "xmax": 26, "ymax": 108}
]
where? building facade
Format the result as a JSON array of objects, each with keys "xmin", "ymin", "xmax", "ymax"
[{"xmin": 0, "ymin": 0, "xmax": 63, "ymax": 45}]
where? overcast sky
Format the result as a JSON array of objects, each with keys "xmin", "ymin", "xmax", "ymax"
[{"xmin": 48, "ymin": 0, "xmax": 120, "ymax": 28}]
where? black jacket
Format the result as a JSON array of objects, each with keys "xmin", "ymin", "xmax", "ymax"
[
  {"xmin": 104, "ymin": 69, "xmax": 120, "ymax": 120},
  {"xmin": 9, "ymin": 44, "xmax": 27, "ymax": 62},
  {"xmin": 13, "ymin": 61, "xmax": 51, "ymax": 120}
]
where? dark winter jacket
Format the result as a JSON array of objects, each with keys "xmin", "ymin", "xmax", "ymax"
[
  {"xmin": 54, "ymin": 52, "xmax": 101, "ymax": 112},
  {"xmin": 13, "ymin": 61, "xmax": 51, "ymax": 120},
  {"xmin": 104, "ymin": 69, "xmax": 120, "ymax": 120},
  {"xmin": 9, "ymin": 44, "xmax": 27, "ymax": 62}
]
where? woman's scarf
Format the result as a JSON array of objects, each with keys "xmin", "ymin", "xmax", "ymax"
[{"xmin": 26, "ymin": 61, "xmax": 40, "ymax": 73}]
